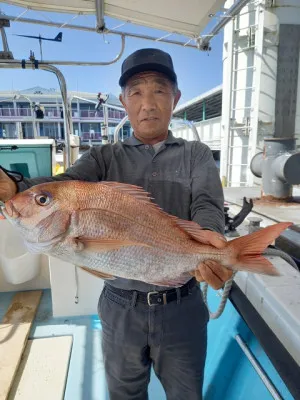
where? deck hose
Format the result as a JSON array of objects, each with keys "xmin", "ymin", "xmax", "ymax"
[{"xmin": 202, "ymin": 248, "xmax": 299, "ymax": 320}]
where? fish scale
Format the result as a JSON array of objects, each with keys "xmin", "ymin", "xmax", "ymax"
[
  {"xmin": 74, "ymin": 209, "xmax": 193, "ymax": 253},
  {"xmin": 73, "ymin": 182, "xmax": 191, "ymax": 247},
  {"xmin": 2, "ymin": 180, "xmax": 293, "ymax": 286}
]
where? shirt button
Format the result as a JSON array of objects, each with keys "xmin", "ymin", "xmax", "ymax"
[
  {"xmin": 145, "ymin": 145, "xmax": 150, "ymax": 150},
  {"xmin": 152, "ymin": 172, "xmax": 158, "ymax": 177}
]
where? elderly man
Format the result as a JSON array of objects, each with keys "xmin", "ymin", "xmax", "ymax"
[{"xmin": 0, "ymin": 48, "xmax": 231, "ymax": 400}]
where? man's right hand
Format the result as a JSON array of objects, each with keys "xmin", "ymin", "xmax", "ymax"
[{"xmin": 0, "ymin": 168, "xmax": 17, "ymax": 202}]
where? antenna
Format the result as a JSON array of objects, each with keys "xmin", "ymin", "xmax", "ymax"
[{"xmin": 13, "ymin": 31, "xmax": 63, "ymax": 60}]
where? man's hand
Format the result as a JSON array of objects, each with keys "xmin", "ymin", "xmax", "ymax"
[
  {"xmin": 0, "ymin": 168, "xmax": 17, "ymax": 202},
  {"xmin": 190, "ymin": 231, "xmax": 233, "ymax": 290}
]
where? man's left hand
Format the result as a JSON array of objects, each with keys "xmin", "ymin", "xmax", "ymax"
[{"xmin": 190, "ymin": 231, "xmax": 233, "ymax": 290}]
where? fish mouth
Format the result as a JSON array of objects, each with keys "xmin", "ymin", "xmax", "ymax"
[{"xmin": 2, "ymin": 200, "xmax": 20, "ymax": 219}]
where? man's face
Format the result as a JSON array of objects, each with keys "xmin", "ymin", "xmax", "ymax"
[{"xmin": 119, "ymin": 71, "xmax": 181, "ymax": 142}]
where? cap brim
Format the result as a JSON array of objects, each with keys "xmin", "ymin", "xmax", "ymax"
[{"xmin": 119, "ymin": 63, "xmax": 177, "ymax": 87}]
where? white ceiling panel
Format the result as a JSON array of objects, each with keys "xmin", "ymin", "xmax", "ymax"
[{"xmin": 5, "ymin": 0, "xmax": 226, "ymax": 37}]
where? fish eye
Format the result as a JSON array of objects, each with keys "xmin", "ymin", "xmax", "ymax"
[{"xmin": 35, "ymin": 194, "xmax": 51, "ymax": 206}]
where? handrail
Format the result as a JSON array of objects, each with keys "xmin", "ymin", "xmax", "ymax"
[
  {"xmin": 172, "ymin": 118, "xmax": 201, "ymax": 142},
  {"xmin": 113, "ymin": 117, "xmax": 201, "ymax": 144},
  {"xmin": 0, "ymin": 60, "xmax": 72, "ymax": 169},
  {"xmin": 1, "ymin": 35, "xmax": 125, "ymax": 66},
  {"xmin": 235, "ymin": 334, "xmax": 283, "ymax": 400},
  {"xmin": 198, "ymin": 0, "xmax": 251, "ymax": 50},
  {"xmin": 113, "ymin": 115, "xmax": 129, "ymax": 143}
]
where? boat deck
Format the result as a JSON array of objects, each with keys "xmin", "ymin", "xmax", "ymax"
[
  {"xmin": 0, "ymin": 289, "xmax": 166, "ymax": 400},
  {"xmin": 1, "ymin": 286, "xmax": 297, "ymax": 400}
]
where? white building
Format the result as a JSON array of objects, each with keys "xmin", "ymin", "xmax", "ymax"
[
  {"xmin": 0, "ymin": 86, "xmax": 130, "ymax": 144},
  {"xmin": 173, "ymin": 85, "xmax": 222, "ymax": 149}
]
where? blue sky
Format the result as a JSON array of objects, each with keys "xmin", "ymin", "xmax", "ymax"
[{"xmin": 0, "ymin": 3, "xmax": 224, "ymax": 105}]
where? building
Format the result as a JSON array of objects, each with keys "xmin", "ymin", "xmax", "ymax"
[
  {"xmin": 173, "ymin": 85, "xmax": 222, "ymax": 123},
  {"xmin": 0, "ymin": 86, "xmax": 131, "ymax": 144},
  {"xmin": 172, "ymin": 85, "xmax": 222, "ymax": 166}
]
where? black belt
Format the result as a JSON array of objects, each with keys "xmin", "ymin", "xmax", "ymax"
[{"xmin": 105, "ymin": 278, "xmax": 197, "ymax": 306}]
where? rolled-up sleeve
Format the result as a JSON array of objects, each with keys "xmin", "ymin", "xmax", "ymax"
[
  {"xmin": 17, "ymin": 146, "xmax": 106, "ymax": 192},
  {"xmin": 190, "ymin": 142, "xmax": 225, "ymax": 234}
]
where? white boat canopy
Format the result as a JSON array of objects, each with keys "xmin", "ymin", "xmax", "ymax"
[{"xmin": 5, "ymin": 0, "xmax": 226, "ymax": 38}]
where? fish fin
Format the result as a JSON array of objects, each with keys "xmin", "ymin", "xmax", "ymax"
[
  {"xmin": 101, "ymin": 182, "xmax": 154, "ymax": 203},
  {"xmin": 226, "ymin": 222, "xmax": 292, "ymax": 275},
  {"xmin": 80, "ymin": 266, "xmax": 116, "ymax": 280},
  {"xmin": 103, "ymin": 183, "xmax": 198, "ymax": 224},
  {"xmin": 233, "ymin": 256, "xmax": 280, "ymax": 275},
  {"xmin": 175, "ymin": 219, "xmax": 226, "ymax": 246},
  {"xmin": 101, "ymin": 182, "xmax": 168, "ymax": 213},
  {"xmin": 78, "ymin": 237, "xmax": 149, "ymax": 253}
]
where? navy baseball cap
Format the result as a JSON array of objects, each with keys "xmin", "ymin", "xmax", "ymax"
[{"xmin": 119, "ymin": 48, "xmax": 178, "ymax": 87}]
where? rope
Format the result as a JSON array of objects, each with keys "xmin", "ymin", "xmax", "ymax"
[
  {"xmin": 264, "ymin": 248, "xmax": 299, "ymax": 271},
  {"xmin": 202, "ymin": 272, "xmax": 236, "ymax": 319},
  {"xmin": 202, "ymin": 247, "xmax": 299, "ymax": 320}
]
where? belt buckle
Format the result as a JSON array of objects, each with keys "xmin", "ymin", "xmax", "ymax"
[{"xmin": 147, "ymin": 291, "xmax": 159, "ymax": 306}]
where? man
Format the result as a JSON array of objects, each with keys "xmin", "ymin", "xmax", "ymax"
[{"xmin": 0, "ymin": 48, "xmax": 232, "ymax": 399}]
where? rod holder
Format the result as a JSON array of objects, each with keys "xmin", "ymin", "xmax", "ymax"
[{"xmin": 250, "ymin": 138, "xmax": 300, "ymax": 199}]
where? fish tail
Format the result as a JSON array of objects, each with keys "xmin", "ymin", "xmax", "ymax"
[{"xmin": 224, "ymin": 222, "xmax": 292, "ymax": 275}]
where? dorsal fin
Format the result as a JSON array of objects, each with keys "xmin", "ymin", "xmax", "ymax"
[
  {"xmin": 101, "ymin": 182, "xmax": 154, "ymax": 203},
  {"xmin": 175, "ymin": 219, "xmax": 208, "ymax": 243},
  {"xmin": 175, "ymin": 219, "xmax": 227, "ymax": 247},
  {"xmin": 101, "ymin": 182, "xmax": 221, "ymax": 246},
  {"xmin": 101, "ymin": 181, "xmax": 167, "ymax": 214}
]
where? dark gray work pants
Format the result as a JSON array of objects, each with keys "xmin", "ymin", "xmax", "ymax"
[{"xmin": 98, "ymin": 283, "xmax": 209, "ymax": 400}]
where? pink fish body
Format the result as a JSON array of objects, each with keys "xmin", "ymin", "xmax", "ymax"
[{"xmin": 2, "ymin": 181, "xmax": 292, "ymax": 286}]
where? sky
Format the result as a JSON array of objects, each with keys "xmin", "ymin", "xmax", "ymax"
[{"xmin": 0, "ymin": 3, "xmax": 224, "ymax": 106}]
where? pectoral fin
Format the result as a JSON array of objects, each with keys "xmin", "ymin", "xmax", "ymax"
[
  {"xmin": 80, "ymin": 266, "xmax": 115, "ymax": 280},
  {"xmin": 78, "ymin": 237, "xmax": 149, "ymax": 253}
]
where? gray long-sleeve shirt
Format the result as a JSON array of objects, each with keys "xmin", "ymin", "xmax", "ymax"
[{"xmin": 17, "ymin": 131, "xmax": 225, "ymax": 291}]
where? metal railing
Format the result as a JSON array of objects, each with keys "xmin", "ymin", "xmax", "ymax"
[
  {"xmin": 44, "ymin": 109, "xmax": 60, "ymax": 118},
  {"xmin": 0, "ymin": 107, "xmax": 32, "ymax": 117},
  {"xmin": 0, "ymin": 107, "xmax": 126, "ymax": 120},
  {"xmin": 235, "ymin": 335, "xmax": 283, "ymax": 400},
  {"xmin": 75, "ymin": 110, "xmax": 126, "ymax": 119}
]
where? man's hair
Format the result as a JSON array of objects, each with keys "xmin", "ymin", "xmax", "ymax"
[{"xmin": 121, "ymin": 79, "xmax": 178, "ymax": 96}]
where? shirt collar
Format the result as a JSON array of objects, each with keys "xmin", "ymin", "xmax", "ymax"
[{"xmin": 123, "ymin": 130, "xmax": 183, "ymax": 146}]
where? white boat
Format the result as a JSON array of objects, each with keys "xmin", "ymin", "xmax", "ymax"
[{"xmin": 0, "ymin": 1, "xmax": 299, "ymax": 399}]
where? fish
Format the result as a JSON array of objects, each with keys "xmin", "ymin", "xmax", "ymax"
[{"xmin": 1, "ymin": 180, "xmax": 292, "ymax": 287}]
